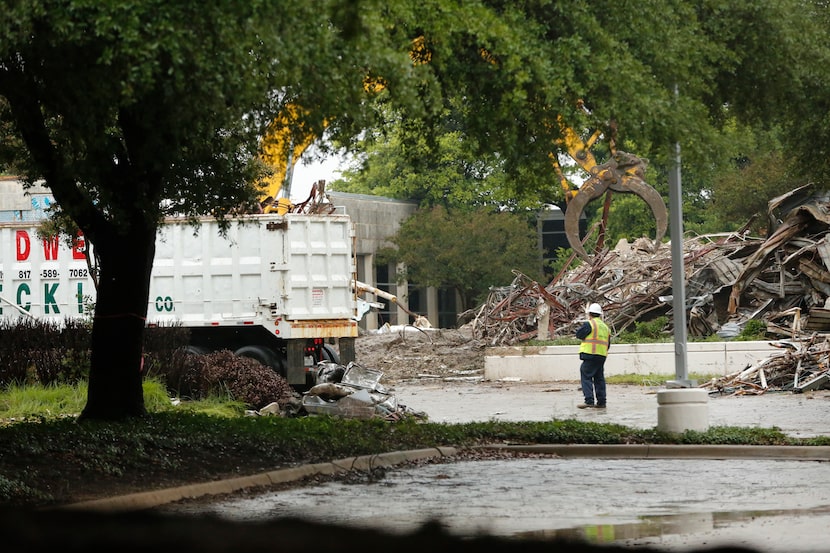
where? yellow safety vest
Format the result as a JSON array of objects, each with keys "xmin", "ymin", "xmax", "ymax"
[{"xmin": 579, "ymin": 318, "xmax": 610, "ymax": 357}]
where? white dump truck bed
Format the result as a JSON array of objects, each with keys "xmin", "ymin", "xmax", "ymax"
[{"xmin": 0, "ymin": 214, "xmax": 359, "ymax": 340}]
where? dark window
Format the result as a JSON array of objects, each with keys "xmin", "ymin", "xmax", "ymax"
[{"xmin": 437, "ymin": 287, "xmax": 458, "ymax": 329}]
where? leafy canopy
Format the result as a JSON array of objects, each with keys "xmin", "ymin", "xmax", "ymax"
[
  {"xmin": 0, "ymin": 0, "xmax": 452, "ymax": 420},
  {"xmin": 385, "ymin": 206, "xmax": 545, "ymax": 310},
  {"xmin": 335, "ymin": 1, "xmax": 830, "ymax": 312}
]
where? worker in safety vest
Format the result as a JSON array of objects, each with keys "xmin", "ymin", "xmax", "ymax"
[{"xmin": 575, "ymin": 303, "xmax": 610, "ymax": 409}]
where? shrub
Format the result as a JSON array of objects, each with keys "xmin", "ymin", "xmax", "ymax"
[
  {"xmin": 616, "ymin": 316, "xmax": 669, "ymax": 343},
  {"xmin": 0, "ymin": 320, "xmax": 191, "ymax": 387},
  {"xmin": 168, "ymin": 350, "xmax": 294, "ymax": 410},
  {"xmin": 0, "ymin": 318, "xmax": 90, "ymax": 385},
  {"xmin": 737, "ymin": 318, "xmax": 767, "ymax": 341},
  {"xmin": 141, "ymin": 324, "xmax": 190, "ymax": 378}
]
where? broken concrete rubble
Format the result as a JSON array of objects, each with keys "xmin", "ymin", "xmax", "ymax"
[
  {"xmin": 471, "ymin": 183, "xmax": 830, "ymax": 395},
  {"xmin": 300, "ymin": 361, "xmax": 426, "ymax": 421}
]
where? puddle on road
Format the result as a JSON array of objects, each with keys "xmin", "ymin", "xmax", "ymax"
[
  {"xmin": 517, "ymin": 505, "xmax": 830, "ymax": 545},
  {"xmin": 166, "ymin": 458, "xmax": 830, "ymax": 552}
]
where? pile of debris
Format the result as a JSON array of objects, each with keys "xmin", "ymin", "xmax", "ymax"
[
  {"xmin": 289, "ymin": 179, "xmax": 338, "ymax": 214},
  {"xmin": 472, "ymin": 183, "xmax": 830, "ymax": 394},
  {"xmin": 471, "ymin": 232, "xmax": 765, "ymax": 344},
  {"xmin": 701, "ymin": 337, "xmax": 830, "ymax": 395},
  {"xmin": 284, "ymin": 361, "xmax": 426, "ymax": 421}
]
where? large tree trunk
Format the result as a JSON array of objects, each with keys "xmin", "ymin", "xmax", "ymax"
[{"xmin": 79, "ymin": 221, "xmax": 157, "ymax": 421}]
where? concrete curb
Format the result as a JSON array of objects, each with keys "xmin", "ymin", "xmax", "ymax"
[
  {"xmin": 59, "ymin": 443, "xmax": 830, "ymax": 513},
  {"xmin": 480, "ymin": 444, "xmax": 830, "ymax": 460},
  {"xmin": 60, "ymin": 446, "xmax": 459, "ymax": 512}
]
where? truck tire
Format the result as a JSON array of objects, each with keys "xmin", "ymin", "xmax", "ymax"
[
  {"xmin": 234, "ymin": 345, "xmax": 281, "ymax": 373},
  {"xmin": 303, "ymin": 344, "xmax": 341, "ymax": 389},
  {"xmin": 183, "ymin": 345, "xmax": 210, "ymax": 356},
  {"xmin": 321, "ymin": 344, "xmax": 340, "ymax": 364}
]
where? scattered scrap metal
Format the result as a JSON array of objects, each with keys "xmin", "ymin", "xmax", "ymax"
[
  {"xmin": 472, "ymin": 183, "xmax": 830, "ymax": 394},
  {"xmin": 289, "ymin": 179, "xmax": 338, "ymax": 214},
  {"xmin": 255, "ymin": 361, "xmax": 427, "ymax": 421}
]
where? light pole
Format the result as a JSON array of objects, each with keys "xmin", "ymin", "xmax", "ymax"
[
  {"xmin": 656, "ymin": 92, "xmax": 709, "ymax": 433},
  {"xmin": 666, "ymin": 138, "xmax": 694, "ymax": 388}
]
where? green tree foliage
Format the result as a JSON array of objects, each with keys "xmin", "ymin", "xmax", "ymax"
[
  {"xmin": 601, "ymin": 194, "xmax": 663, "ymax": 250},
  {"xmin": 333, "ymin": 123, "xmax": 518, "ymax": 210},
  {"xmin": 710, "ymin": 137, "xmax": 802, "ymax": 236},
  {"xmin": 701, "ymin": 2, "xmax": 830, "ymax": 186},
  {"xmin": 387, "ymin": 206, "xmax": 545, "ymax": 310},
  {"xmin": 333, "ymin": 105, "xmax": 548, "ymax": 211},
  {"xmin": 339, "ymin": 0, "xmax": 830, "ymax": 262},
  {"xmin": 0, "ymin": 1, "xmax": 429, "ymax": 420},
  {"xmin": 347, "ymin": 0, "xmax": 829, "ymax": 235}
]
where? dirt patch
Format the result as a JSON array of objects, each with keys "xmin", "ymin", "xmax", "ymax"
[{"xmin": 353, "ymin": 325, "xmax": 486, "ymax": 385}]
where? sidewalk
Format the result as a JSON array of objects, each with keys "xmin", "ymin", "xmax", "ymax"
[{"xmin": 391, "ymin": 380, "xmax": 830, "ymax": 438}]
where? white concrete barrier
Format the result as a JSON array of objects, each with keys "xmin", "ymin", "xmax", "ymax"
[
  {"xmin": 484, "ymin": 341, "xmax": 781, "ymax": 382},
  {"xmin": 657, "ymin": 388, "xmax": 709, "ymax": 433}
]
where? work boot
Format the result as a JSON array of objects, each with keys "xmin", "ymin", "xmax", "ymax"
[{"xmin": 577, "ymin": 403, "xmax": 594, "ymax": 409}]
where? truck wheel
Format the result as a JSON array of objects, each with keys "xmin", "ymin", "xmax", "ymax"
[
  {"xmin": 305, "ymin": 344, "xmax": 340, "ymax": 389},
  {"xmin": 321, "ymin": 344, "xmax": 340, "ymax": 364},
  {"xmin": 183, "ymin": 345, "xmax": 210, "ymax": 356},
  {"xmin": 234, "ymin": 345, "xmax": 280, "ymax": 372}
]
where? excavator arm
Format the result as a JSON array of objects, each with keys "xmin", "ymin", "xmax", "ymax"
[
  {"xmin": 549, "ymin": 121, "xmax": 603, "ymax": 204},
  {"xmin": 257, "ymin": 37, "xmax": 430, "ymax": 214},
  {"xmin": 259, "ymin": 42, "xmax": 666, "ymax": 256},
  {"xmin": 258, "ymin": 104, "xmax": 318, "ymax": 213}
]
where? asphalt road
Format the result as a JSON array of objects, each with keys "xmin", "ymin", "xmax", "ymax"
[
  {"xmin": 182, "ymin": 456, "xmax": 830, "ymax": 553},
  {"xmin": 164, "ymin": 382, "xmax": 830, "ymax": 552}
]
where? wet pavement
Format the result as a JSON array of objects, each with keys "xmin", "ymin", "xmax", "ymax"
[
  {"xmin": 164, "ymin": 382, "xmax": 830, "ymax": 552},
  {"xmin": 177, "ymin": 457, "xmax": 830, "ymax": 553},
  {"xmin": 391, "ymin": 380, "xmax": 830, "ymax": 438}
]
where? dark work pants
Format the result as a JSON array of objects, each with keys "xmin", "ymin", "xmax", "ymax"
[{"xmin": 579, "ymin": 354, "xmax": 607, "ymax": 406}]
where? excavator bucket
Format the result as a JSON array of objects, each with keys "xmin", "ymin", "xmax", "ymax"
[{"xmin": 564, "ymin": 152, "xmax": 668, "ymax": 261}]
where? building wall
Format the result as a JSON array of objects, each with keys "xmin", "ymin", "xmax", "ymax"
[
  {"xmin": 327, "ymin": 191, "xmax": 418, "ymax": 255},
  {"xmin": 326, "ymin": 191, "xmax": 428, "ymax": 330},
  {"xmin": 0, "ymin": 177, "xmax": 54, "ymax": 222},
  {"xmin": 537, "ymin": 204, "xmax": 586, "ymax": 277}
]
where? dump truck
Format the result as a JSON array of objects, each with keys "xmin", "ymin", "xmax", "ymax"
[{"xmin": 0, "ymin": 212, "xmax": 360, "ymax": 390}]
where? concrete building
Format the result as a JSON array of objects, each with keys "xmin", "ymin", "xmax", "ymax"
[
  {"xmin": 0, "ymin": 177, "xmax": 54, "ymax": 223},
  {"xmin": 327, "ymin": 191, "xmax": 463, "ymax": 331},
  {"xmin": 537, "ymin": 203, "xmax": 587, "ymax": 278}
]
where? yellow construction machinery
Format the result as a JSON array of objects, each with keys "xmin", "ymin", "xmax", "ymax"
[
  {"xmin": 551, "ymin": 113, "xmax": 668, "ymax": 260},
  {"xmin": 256, "ymin": 37, "xmax": 431, "ymax": 214},
  {"xmin": 257, "ymin": 104, "xmax": 318, "ymax": 214}
]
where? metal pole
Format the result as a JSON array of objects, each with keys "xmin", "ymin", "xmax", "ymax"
[
  {"xmin": 667, "ymin": 139, "xmax": 693, "ymax": 387},
  {"xmin": 282, "ymin": 137, "xmax": 296, "ymax": 200}
]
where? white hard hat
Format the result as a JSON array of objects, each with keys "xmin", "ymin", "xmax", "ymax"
[{"xmin": 587, "ymin": 303, "xmax": 603, "ymax": 316}]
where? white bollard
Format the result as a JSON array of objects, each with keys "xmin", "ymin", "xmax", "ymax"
[{"xmin": 656, "ymin": 388, "xmax": 709, "ymax": 433}]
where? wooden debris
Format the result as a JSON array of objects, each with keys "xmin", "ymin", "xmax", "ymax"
[
  {"xmin": 471, "ymin": 183, "xmax": 830, "ymax": 393},
  {"xmin": 472, "ymin": 231, "xmax": 767, "ymax": 345},
  {"xmin": 702, "ymin": 338, "xmax": 830, "ymax": 394}
]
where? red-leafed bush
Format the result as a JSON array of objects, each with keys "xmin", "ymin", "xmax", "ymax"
[{"xmin": 168, "ymin": 349, "xmax": 294, "ymax": 410}]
